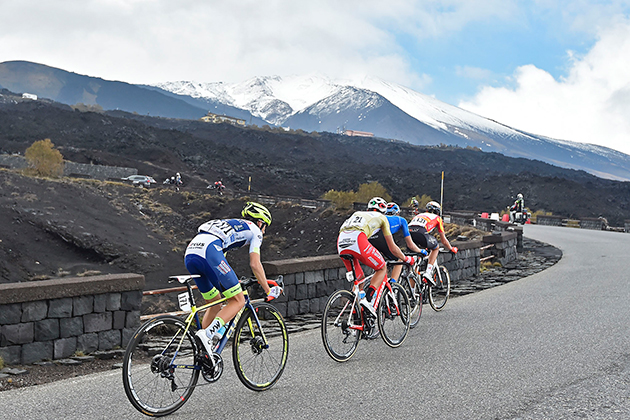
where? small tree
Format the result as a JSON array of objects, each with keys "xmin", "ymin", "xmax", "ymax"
[
  {"xmin": 24, "ymin": 138, "xmax": 64, "ymax": 177},
  {"xmin": 356, "ymin": 182, "xmax": 391, "ymax": 203},
  {"xmin": 322, "ymin": 189, "xmax": 357, "ymax": 209}
]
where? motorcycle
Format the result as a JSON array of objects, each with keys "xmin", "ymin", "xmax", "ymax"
[{"xmin": 510, "ymin": 208, "xmax": 530, "ymax": 224}]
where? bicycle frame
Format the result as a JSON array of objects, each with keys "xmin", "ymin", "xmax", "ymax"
[
  {"xmin": 166, "ymin": 277, "xmax": 272, "ymax": 371},
  {"xmin": 341, "ymin": 260, "xmax": 401, "ymax": 332}
]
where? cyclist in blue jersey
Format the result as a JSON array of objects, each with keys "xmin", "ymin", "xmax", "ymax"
[
  {"xmin": 368, "ymin": 202, "xmax": 426, "ymax": 282},
  {"xmin": 184, "ymin": 202, "xmax": 282, "ymax": 355}
]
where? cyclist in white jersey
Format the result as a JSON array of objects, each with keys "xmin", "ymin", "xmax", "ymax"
[{"xmin": 185, "ymin": 202, "xmax": 281, "ymax": 355}]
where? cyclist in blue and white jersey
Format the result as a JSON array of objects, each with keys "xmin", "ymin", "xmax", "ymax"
[
  {"xmin": 368, "ymin": 202, "xmax": 426, "ymax": 282},
  {"xmin": 184, "ymin": 202, "xmax": 282, "ymax": 355}
]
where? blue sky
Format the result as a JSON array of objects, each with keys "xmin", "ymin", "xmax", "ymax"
[{"xmin": 2, "ymin": 0, "xmax": 630, "ymax": 154}]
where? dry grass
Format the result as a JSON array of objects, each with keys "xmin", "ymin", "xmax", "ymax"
[{"xmin": 76, "ymin": 270, "xmax": 102, "ymax": 277}]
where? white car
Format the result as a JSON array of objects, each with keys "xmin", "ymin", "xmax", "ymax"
[{"xmin": 121, "ymin": 175, "xmax": 157, "ymax": 188}]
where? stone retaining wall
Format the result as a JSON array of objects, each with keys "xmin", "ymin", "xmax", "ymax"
[
  {"xmin": 248, "ymin": 194, "xmax": 332, "ymax": 209},
  {"xmin": 0, "ymin": 274, "xmax": 144, "ymax": 365},
  {"xmin": 578, "ymin": 217, "xmax": 605, "ymax": 230},
  {"xmin": 0, "ymin": 154, "xmax": 137, "ymax": 180},
  {"xmin": 481, "ymin": 231, "xmax": 518, "ymax": 266}
]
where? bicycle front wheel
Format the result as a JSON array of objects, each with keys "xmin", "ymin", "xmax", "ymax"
[
  {"xmin": 398, "ymin": 273, "xmax": 422, "ymax": 329},
  {"xmin": 321, "ymin": 289, "xmax": 361, "ymax": 362},
  {"xmin": 378, "ymin": 282, "xmax": 410, "ymax": 348},
  {"xmin": 233, "ymin": 302, "xmax": 289, "ymax": 391},
  {"xmin": 122, "ymin": 315, "xmax": 200, "ymax": 417},
  {"xmin": 429, "ymin": 265, "xmax": 451, "ymax": 311}
]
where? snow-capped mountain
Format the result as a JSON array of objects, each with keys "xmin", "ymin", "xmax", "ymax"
[
  {"xmin": 1, "ymin": 60, "xmax": 626, "ymax": 181},
  {"xmin": 154, "ymin": 74, "xmax": 630, "ymax": 181}
]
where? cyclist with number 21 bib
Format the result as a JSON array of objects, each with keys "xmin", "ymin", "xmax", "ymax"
[
  {"xmin": 408, "ymin": 201, "xmax": 457, "ymax": 286},
  {"xmin": 337, "ymin": 197, "xmax": 415, "ymax": 316},
  {"xmin": 184, "ymin": 202, "xmax": 282, "ymax": 356}
]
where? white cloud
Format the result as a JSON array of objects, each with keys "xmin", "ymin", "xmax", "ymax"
[
  {"xmin": 0, "ymin": 0, "xmax": 518, "ymax": 90},
  {"xmin": 459, "ymin": 18, "xmax": 630, "ymax": 155}
]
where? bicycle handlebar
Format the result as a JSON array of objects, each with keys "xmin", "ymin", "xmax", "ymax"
[{"xmin": 239, "ymin": 275, "xmax": 285, "ymax": 291}]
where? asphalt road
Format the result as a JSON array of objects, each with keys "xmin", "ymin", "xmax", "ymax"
[{"xmin": 1, "ymin": 225, "xmax": 629, "ymax": 419}]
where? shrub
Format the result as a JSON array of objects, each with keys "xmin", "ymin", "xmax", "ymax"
[
  {"xmin": 24, "ymin": 138, "xmax": 64, "ymax": 178},
  {"xmin": 356, "ymin": 182, "xmax": 391, "ymax": 203},
  {"xmin": 322, "ymin": 189, "xmax": 357, "ymax": 209},
  {"xmin": 321, "ymin": 181, "xmax": 392, "ymax": 209},
  {"xmin": 0, "ymin": 355, "xmax": 4, "ymax": 370}
]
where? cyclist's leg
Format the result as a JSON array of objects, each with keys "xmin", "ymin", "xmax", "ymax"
[
  {"xmin": 369, "ymin": 232, "xmax": 401, "ymax": 280},
  {"xmin": 338, "ymin": 231, "xmax": 366, "ymax": 280},
  {"xmin": 203, "ymin": 249, "xmax": 244, "ymax": 331},
  {"xmin": 410, "ymin": 227, "xmax": 438, "ymax": 280},
  {"xmin": 354, "ymin": 232, "xmax": 387, "ymax": 300},
  {"xmin": 184, "ymin": 253, "xmax": 222, "ymax": 328}
]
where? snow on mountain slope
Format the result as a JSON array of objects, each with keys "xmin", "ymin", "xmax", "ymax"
[
  {"xmin": 153, "ymin": 74, "xmax": 630, "ymax": 181},
  {"xmin": 155, "ymin": 74, "xmax": 533, "ymax": 141},
  {"xmin": 155, "ymin": 75, "xmax": 340, "ymax": 125}
]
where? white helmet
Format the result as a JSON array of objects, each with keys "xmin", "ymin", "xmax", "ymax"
[
  {"xmin": 517, "ymin": 193, "xmax": 523, "ymax": 199},
  {"xmin": 367, "ymin": 197, "xmax": 387, "ymax": 213},
  {"xmin": 426, "ymin": 201, "xmax": 442, "ymax": 215}
]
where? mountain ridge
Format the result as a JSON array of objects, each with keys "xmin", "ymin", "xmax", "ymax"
[{"xmin": 2, "ymin": 60, "xmax": 630, "ymax": 181}]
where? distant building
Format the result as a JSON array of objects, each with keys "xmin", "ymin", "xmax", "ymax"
[
  {"xmin": 343, "ymin": 129, "xmax": 373, "ymax": 137},
  {"xmin": 22, "ymin": 93, "xmax": 37, "ymax": 100},
  {"xmin": 201, "ymin": 112, "xmax": 246, "ymax": 126}
]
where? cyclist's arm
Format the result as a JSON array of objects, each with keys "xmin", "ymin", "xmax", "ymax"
[
  {"xmin": 404, "ymin": 235, "xmax": 425, "ymax": 254},
  {"xmin": 438, "ymin": 231, "xmax": 455, "ymax": 252},
  {"xmin": 384, "ymin": 233, "xmax": 406, "ymax": 261},
  {"xmin": 249, "ymin": 251, "xmax": 271, "ymax": 295}
]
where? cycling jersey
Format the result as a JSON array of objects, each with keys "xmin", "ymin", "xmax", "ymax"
[
  {"xmin": 409, "ymin": 212, "xmax": 445, "ymax": 234},
  {"xmin": 384, "ymin": 215, "xmax": 410, "ymax": 237},
  {"xmin": 196, "ymin": 219, "xmax": 263, "ymax": 254},
  {"xmin": 368, "ymin": 215, "xmax": 411, "ymax": 261},
  {"xmin": 338, "ymin": 211, "xmax": 390, "ymax": 280},
  {"xmin": 184, "ymin": 219, "xmax": 263, "ymax": 301},
  {"xmin": 339, "ymin": 211, "xmax": 392, "ymax": 238}
]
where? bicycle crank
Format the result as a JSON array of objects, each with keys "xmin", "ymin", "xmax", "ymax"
[{"xmin": 201, "ymin": 352, "xmax": 223, "ymax": 383}]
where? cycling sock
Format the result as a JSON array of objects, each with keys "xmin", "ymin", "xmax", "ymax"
[
  {"xmin": 366, "ymin": 286, "xmax": 376, "ymax": 302},
  {"xmin": 206, "ymin": 317, "xmax": 226, "ymax": 338}
]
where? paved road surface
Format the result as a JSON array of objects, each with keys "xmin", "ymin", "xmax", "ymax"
[{"xmin": 1, "ymin": 225, "xmax": 629, "ymax": 419}]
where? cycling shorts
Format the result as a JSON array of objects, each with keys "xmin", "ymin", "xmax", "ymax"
[
  {"xmin": 184, "ymin": 235, "xmax": 243, "ymax": 301},
  {"xmin": 368, "ymin": 230, "xmax": 397, "ymax": 261},
  {"xmin": 337, "ymin": 230, "xmax": 386, "ymax": 280},
  {"xmin": 409, "ymin": 226, "xmax": 439, "ymax": 251}
]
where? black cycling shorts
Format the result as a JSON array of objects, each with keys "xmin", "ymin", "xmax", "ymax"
[
  {"xmin": 409, "ymin": 226, "xmax": 438, "ymax": 251},
  {"xmin": 368, "ymin": 231, "xmax": 397, "ymax": 261}
]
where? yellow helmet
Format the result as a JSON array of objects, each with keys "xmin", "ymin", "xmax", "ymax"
[{"xmin": 241, "ymin": 202, "xmax": 272, "ymax": 226}]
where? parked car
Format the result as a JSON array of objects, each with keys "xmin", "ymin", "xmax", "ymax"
[{"xmin": 121, "ymin": 175, "xmax": 157, "ymax": 188}]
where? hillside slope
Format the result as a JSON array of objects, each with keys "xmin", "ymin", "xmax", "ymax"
[{"xmin": 1, "ymin": 91, "xmax": 629, "ymax": 226}]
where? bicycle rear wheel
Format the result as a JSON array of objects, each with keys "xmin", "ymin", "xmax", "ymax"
[
  {"xmin": 398, "ymin": 271, "xmax": 422, "ymax": 329},
  {"xmin": 429, "ymin": 265, "xmax": 451, "ymax": 311},
  {"xmin": 378, "ymin": 282, "xmax": 410, "ymax": 348},
  {"xmin": 233, "ymin": 302, "xmax": 289, "ymax": 391},
  {"xmin": 321, "ymin": 289, "xmax": 362, "ymax": 362},
  {"xmin": 122, "ymin": 315, "xmax": 200, "ymax": 417}
]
